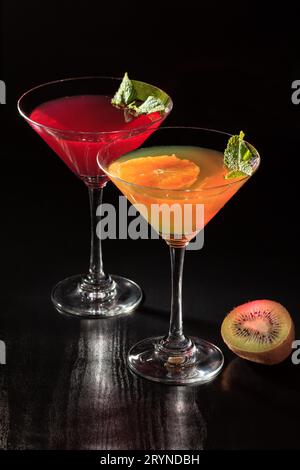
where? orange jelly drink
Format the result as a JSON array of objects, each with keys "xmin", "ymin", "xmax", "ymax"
[{"xmin": 108, "ymin": 145, "xmax": 249, "ymax": 245}]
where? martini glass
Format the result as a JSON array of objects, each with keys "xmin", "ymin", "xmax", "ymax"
[
  {"xmin": 99, "ymin": 127, "xmax": 260, "ymax": 384},
  {"xmin": 17, "ymin": 77, "xmax": 172, "ymax": 318}
]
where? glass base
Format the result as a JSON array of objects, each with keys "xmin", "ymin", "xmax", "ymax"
[
  {"xmin": 128, "ymin": 336, "xmax": 224, "ymax": 385},
  {"xmin": 51, "ymin": 274, "xmax": 143, "ymax": 318}
]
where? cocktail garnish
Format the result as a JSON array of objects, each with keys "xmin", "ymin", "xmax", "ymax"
[
  {"xmin": 111, "ymin": 73, "xmax": 168, "ymax": 116},
  {"xmin": 109, "ymin": 154, "xmax": 199, "ymax": 189},
  {"xmin": 128, "ymin": 96, "xmax": 166, "ymax": 115},
  {"xmin": 224, "ymin": 131, "xmax": 256, "ymax": 179},
  {"xmin": 111, "ymin": 72, "xmax": 136, "ymax": 107}
]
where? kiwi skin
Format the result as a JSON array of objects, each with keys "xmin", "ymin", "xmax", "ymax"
[{"xmin": 221, "ymin": 300, "xmax": 295, "ymax": 365}]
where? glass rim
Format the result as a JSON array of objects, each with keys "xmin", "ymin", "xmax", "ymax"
[
  {"xmin": 99, "ymin": 126, "xmax": 261, "ymax": 192},
  {"xmin": 17, "ymin": 75, "xmax": 173, "ymax": 136}
]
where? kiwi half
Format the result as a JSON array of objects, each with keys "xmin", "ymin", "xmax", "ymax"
[{"xmin": 221, "ymin": 300, "xmax": 295, "ymax": 365}]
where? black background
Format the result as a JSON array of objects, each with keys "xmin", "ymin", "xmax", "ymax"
[{"xmin": 1, "ymin": 0, "xmax": 300, "ymax": 451}]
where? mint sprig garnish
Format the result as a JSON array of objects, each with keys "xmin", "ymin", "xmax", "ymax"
[
  {"xmin": 111, "ymin": 72, "xmax": 168, "ymax": 116},
  {"xmin": 224, "ymin": 131, "xmax": 256, "ymax": 179},
  {"xmin": 128, "ymin": 96, "xmax": 166, "ymax": 114},
  {"xmin": 111, "ymin": 72, "xmax": 136, "ymax": 107}
]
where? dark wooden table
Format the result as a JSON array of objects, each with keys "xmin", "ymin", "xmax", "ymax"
[{"xmin": 1, "ymin": 276, "xmax": 299, "ymax": 450}]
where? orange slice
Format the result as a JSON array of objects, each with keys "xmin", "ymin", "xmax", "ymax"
[{"xmin": 109, "ymin": 154, "xmax": 200, "ymax": 189}]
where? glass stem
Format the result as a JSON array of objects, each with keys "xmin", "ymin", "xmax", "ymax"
[
  {"xmin": 79, "ymin": 187, "xmax": 109, "ymax": 287},
  {"xmin": 87, "ymin": 186, "xmax": 106, "ymax": 283},
  {"xmin": 161, "ymin": 246, "xmax": 191, "ymax": 351},
  {"xmin": 80, "ymin": 186, "xmax": 116, "ymax": 299}
]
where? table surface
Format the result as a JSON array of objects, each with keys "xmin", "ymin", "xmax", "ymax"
[{"xmin": 1, "ymin": 297, "xmax": 299, "ymax": 451}]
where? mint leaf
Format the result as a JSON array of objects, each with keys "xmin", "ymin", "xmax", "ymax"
[
  {"xmin": 111, "ymin": 73, "xmax": 169, "ymax": 116},
  {"xmin": 224, "ymin": 170, "xmax": 248, "ymax": 180},
  {"xmin": 224, "ymin": 131, "xmax": 256, "ymax": 179},
  {"xmin": 128, "ymin": 96, "xmax": 166, "ymax": 115},
  {"xmin": 111, "ymin": 72, "xmax": 136, "ymax": 106}
]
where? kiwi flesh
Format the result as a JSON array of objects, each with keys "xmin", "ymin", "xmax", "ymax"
[{"xmin": 221, "ymin": 300, "xmax": 295, "ymax": 365}]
